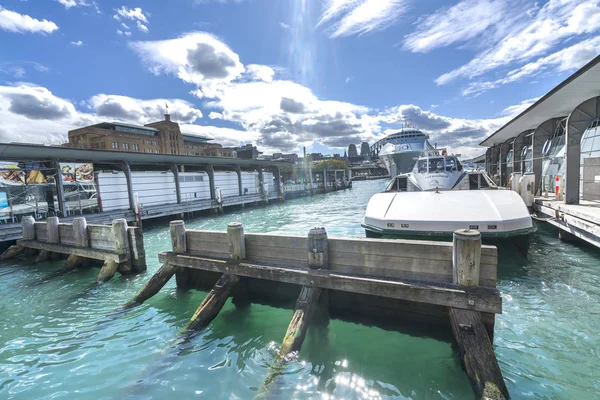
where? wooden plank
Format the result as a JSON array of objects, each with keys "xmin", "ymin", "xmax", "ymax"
[
  {"xmin": 185, "ymin": 273, "xmax": 240, "ymax": 331},
  {"xmin": 58, "ymin": 223, "xmax": 76, "ymax": 246},
  {"xmin": 87, "ymin": 224, "xmax": 117, "ymax": 251},
  {"xmin": 17, "ymin": 240, "xmax": 125, "ymax": 262},
  {"xmin": 186, "ymin": 230, "xmax": 230, "ymax": 258},
  {"xmin": 245, "ymin": 233, "xmax": 306, "ymax": 250},
  {"xmin": 449, "ymin": 308, "xmax": 508, "ymax": 399},
  {"xmin": 158, "ymin": 252, "xmax": 502, "ymax": 314},
  {"xmin": 35, "ymin": 222, "xmax": 47, "ymax": 242},
  {"xmin": 246, "ymin": 246, "xmax": 307, "ymax": 268}
]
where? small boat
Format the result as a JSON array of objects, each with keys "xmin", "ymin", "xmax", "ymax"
[{"xmin": 362, "ymin": 149, "xmax": 536, "ymax": 251}]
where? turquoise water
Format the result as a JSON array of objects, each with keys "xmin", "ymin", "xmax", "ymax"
[{"xmin": 1, "ymin": 180, "xmax": 600, "ymax": 399}]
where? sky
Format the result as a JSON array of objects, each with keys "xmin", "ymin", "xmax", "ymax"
[{"xmin": 1, "ymin": 0, "xmax": 599, "ymax": 158}]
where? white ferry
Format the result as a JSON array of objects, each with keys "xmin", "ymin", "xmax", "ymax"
[{"xmin": 378, "ymin": 129, "xmax": 433, "ymax": 175}]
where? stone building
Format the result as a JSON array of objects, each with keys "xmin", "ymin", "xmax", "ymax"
[{"xmin": 66, "ymin": 113, "xmax": 234, "ymax": 157}]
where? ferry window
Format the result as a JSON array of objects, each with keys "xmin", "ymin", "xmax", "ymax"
[
  {"xmin": 428, "ymin": 157, "xmax": 444, "ymax": 173},
  {"xmin": 445, "ymin": 157, "xmax": 457, "ymax": 172},
  {"xmin": 418, "ymin": 160, "xmax": 427, "ymax": 173},
  {"xmin": 469, "ymin": 174, "xmax": 478, "ymax": 190},
  {"xmin": 386, "ymin": 179, "xmax": 398, "ymax": 192}
]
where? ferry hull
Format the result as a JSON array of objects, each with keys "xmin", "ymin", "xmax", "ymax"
[{"xmin": 380, "ymin": 150, "xmax": 422, "ymax": 174}]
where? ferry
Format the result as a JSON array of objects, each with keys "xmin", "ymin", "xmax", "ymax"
[
  {"xmin": 378, "ymin": 129, "xmax": 433, "ymax": 175},
  {"xmin": 362, "ymin": 149, "xmax": 536, "ymax": 251}
]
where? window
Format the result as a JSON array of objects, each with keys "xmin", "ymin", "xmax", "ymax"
[
  {"xmin": 155, "ymin": 149, "xmax": 159, "ymax": 153},
  {"xmin": 133, "ymin": 144, "xmax": 139, "ymax": 151},
  {"xmin": 122, "ymin": 143, "xmax": 129, "ymax": 150},
  {"xmin": 112, "ymin": 142, "xmax": 118, "ymax": 149}
]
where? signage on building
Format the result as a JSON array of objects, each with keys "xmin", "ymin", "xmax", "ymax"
[{"xmin": 59, "ymin": 163, "xmax": 94, "ymax": 184}]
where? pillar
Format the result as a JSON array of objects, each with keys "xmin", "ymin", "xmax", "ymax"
[
  {"xmin": 233, "ymin": 165, "xmax": 243, "ymax": 196},
  {"xmin": 122, "ymin": 162, "xmax": 136, "ymax": 211},
  {"xmin": 53, "ymin": 161, "xmax": 66, "ymax": 217},
  {"xmin": 205, "ymin": 164, "xmax": 216, "ymax": 200},
  {"xmin": 171, "ymin": 163, "xmax": 181, "ymax": 204}
]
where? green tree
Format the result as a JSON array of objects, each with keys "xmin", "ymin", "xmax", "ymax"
[{"xmin": 314, "ymin": 159, "xmax": 349, "ymax": 170}]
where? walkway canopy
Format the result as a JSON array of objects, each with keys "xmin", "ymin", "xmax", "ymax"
[{"xmin": 480, "ymin": 55, "xmax": 600, "ymax": 204}]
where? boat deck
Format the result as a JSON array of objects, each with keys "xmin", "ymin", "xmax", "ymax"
[{"xmin": 534, "ymin": 196, "xmax": 600, "ymax": 248}]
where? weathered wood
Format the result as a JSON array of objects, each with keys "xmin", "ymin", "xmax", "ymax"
[
  {"xmin": 17, "ymin": 240, "xmax": 127, "ymax": 262},
  {"xmin": 0, "ymin": 245, "xmax": 25, "ymax": 261},
  {"xmin": 453, "ymin": 229, "xmax": 481, "ymax": 287},
  {"xmin": 227, "ymin": 222, "xmax": 246, "ymax": 260},
  {"xmin": 35, "ymin": 222, "xmax": 47, "ymax": 242},
  {"xmin": 87, "ymin": 225, "xmax": 117, "ymax": 251},
  {"xmin": 185, "ymin": 273, "xmax": 240, "ymax": 331},
  {"xmin": 128, "ymin": 227, "xmax": 146, "ymax": 272},
  {"xmin": 58, "ymin": 224, "xmax": 76, "ymax": 246},
  {"xmin": 307, "ymin": 227, "xmax": 328, "ymax": 269},
  {"xmin": 170, "ymin": 220, "xmax": 186, "ymax": 254},
  {"xmin": 449, "ymin": 308, "xmax": 508, "ymax": 399},
  {"xmin": 63, "ymin": 254, "xmax": 84, "ymax": 271},
  {"xmin": 124, "ymin": 263, "xmax": 180, "ymax": 308},
  {"xmin": 278, "ymin": 285, "xmax": 321, "ymax": 360},
  {"xmin": 97, "ymin": 260, "xmax": 119, "ymax": 283},
  {"xmin": 47, "ymin": 216, "xmax": 60, "ymax": 244},
  {"xmin": 73, "ymin": 217, "xmax": 89, "ymax": 247},
  {"xmin": 112, "ymin": 219, "xmax": 131, "ymax": 273},
  {"xmin": 158, "ymin": 253, "xmax": 502, "ymax": 314},
  {"xmin": 22, "ymin": 216, "xmax": 36, "ymax": 241},
  {"xmin": 34, "ymin": 249, "xmax": 51, "ymax": 263}
]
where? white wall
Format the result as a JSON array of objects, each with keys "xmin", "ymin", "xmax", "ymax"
[{"xmin": 179, "ymin": 172, "xmax": 211, "ymax": 202}]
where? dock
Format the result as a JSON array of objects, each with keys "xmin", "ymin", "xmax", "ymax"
[
  {"xmin": 123, "ymin": 221, "xmax": 508, "ymax": 399},
  {"xmin": 0, "ymin": 143, "xmax": 351, "ymax": 244}
]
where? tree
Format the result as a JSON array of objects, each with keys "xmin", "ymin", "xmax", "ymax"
[{"xmin": 314, "ymin": 159, "xmax": 349, "ymax": 170}]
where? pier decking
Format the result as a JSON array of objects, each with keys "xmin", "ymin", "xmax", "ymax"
[
  {"xmin": 534, "ymin": 197, "xmax": 600, "ymax": 247},
  {"xmin": 123, "ymin": 221, "xmax": 508, "ymax": 399}
]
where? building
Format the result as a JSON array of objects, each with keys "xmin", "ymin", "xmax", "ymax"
[
  {"xmin": 232, "ymin": 144, "xmax": 262, "ymax": 159},
  {"xmin": 360, "ymin": 142, "xmax": 370, "ymax": 157},
  {"xmin": 67, "ymin": 114, "xmax": 234, "ymax": 157},
  {"xmin": 348, "ymin": 144, "xmax": 358, "ymax": 158}
]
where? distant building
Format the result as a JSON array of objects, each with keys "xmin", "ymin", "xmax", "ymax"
[
  {"xmin": 309, "ymin": 153, "xmax": 324, "ymax": 161},
  {"xmin": 348, "ymin": 144, "xmax": 358, "ymax": 158},
  {"xmin": 360, "ymin": 142, "xmax": 370, "ymax": 157},
  {"xmin": 67, "ymin": 114, "xmax": 234, "ymax": 157},
  {"xmin": 233, "ymin": 144, "xmax": 262, "ymax": 159}
]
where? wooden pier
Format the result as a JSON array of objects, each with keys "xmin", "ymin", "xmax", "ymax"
[
  {"xmin": 534, "ymin": 197, "xmax": 600, "ymax": 247},
  {"xmin": 1, "ymin": 215, "xmax": 146, "ymax": 282},
  {"xmin": 125, "ymin": 221, "xmax": 508, "ymax": 399}
]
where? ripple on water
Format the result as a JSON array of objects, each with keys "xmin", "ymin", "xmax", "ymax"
[{"xmin": 2, "ymin": 181, "xmax": 600, "ymax": 398}]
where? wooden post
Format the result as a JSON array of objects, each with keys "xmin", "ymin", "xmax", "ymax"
[
  {"xmin": 22, "ymin": 216, "xmax": 36, "ymax": 240},
  {"xmin": 128, "ymin": 227, "xmax": 147, "ymax": 273},
  {"xmin": 185, "ymin": 222, "xmax": 243, "ymax": 331},
  {"xmin": 48, "ymin": 216, "xmax": 61, "ymax": 260},
  {"xmin": 170, "ymin": 220, "xmax": 186, "ymax": 254},
  {"xmin": 452, "ymin": 229, "xmax": 481, "ymax": 287},
  {"xmin": 63, "ymin": 217, "xmax": 88, "ymax": 271},
  {"xmin": 449, "ymin": 229, "xmax": 508, "ymax": 400},
  {"xmin": 97, "ymin": 219, "xmax": 128, "ymax": 282}
]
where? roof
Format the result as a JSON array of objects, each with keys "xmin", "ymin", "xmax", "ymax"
[
  {"xmin": 91, "ymin": 122, "xmax": 159, "ymax": 132},
  {"xmin": 182, "ymin": 134, "xmax": 213, "ymax": 142},
  {"xmin": 0, "ymin": 143, "xmax": 287, "ymax": 168},
  {"xmin": 480, "ymin": 54, "xmax": 600, "ymax": 147}
]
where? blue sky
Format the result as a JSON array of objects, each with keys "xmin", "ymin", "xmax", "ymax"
[{"xmin": 1, "ymin": 0, "xmax": 599, "ymax": 157}]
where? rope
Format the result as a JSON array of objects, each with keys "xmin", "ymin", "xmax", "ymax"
[{"xmin": 531, "ymin": 214, "xmax": 556, "ymax": 222}]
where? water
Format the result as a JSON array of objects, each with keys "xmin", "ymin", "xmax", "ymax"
[{"xmin": 1, "ymin": 180, "xmax": 600, "ymax": 399}]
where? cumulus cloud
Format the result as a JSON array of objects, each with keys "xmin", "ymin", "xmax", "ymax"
[
  {"xmin": 244, "ymin": 64, "xmax": 275, "ymax": 83},
  {"xmin": 0, "ymin": 83, "xmax": 204, "ymax": 145},
  {"xmin": 431, "ymin": 0, "xmax": 600, "ymax": 85},
  {"xmin": 318, "ymin": 0, "xmax": 409, "ymax": 37},
  {"xmin": 117, "ymin": 30, "xmax": 132, "ymax": 37},
  {"xmin": 55, "ymin": 0, "xmax": 100, "ymax": 12},
  {"xmin": 130, "ymin": 32, "xmax": 244, "ymax": 97},
  {"xmin": 89, "ymin": 94, "xmax": 203, "ymax": 124},
  {"xmin": 70, "ymin": 40, "xmax": 83, "ymax": 46},
  {"xmin": 0, "ymin": 6, "xmax": 59, "ymax": 34}
]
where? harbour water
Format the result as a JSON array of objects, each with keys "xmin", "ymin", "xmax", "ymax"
[{"xmin": 1, "ymin": 180, "xmax": 599, "ymax": 399}]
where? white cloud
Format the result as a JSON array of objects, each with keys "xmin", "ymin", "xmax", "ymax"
[
  {"xmin": 403, "ymin": 0, "xmax": 509, "ymax": 53},
  {"xmin": 0, "ymin": 6, "xmax": 59, "ymax": 34},
  {"xmin": 70, "ymin": 40, "xmax": 84, "ymax": 46},
  {"xmin": 55, "ymin": 0, "xmax": 99, "ymax": 11},
  {"xmin": 117, "ymin": 29, "xmax": 131, "ymax": 37},
  {"xmin": 501, "ymin": 97, "xmax": 540, "ymax": 116},
  {"xmin": 0, "ymin": 83, "xmax": 203, "ymax": 145},
  {"xmin": 244, "ymin": 64, "xmax": 275, "ymax": 83},
  {"xmin": 180, "ymin": 124, "xmax": 260, "ymax": 149},
  {"xmin": 208, "ymin": 111, "xmax": 223, "ymax": 119},
  {"xmin": 113, "ymin": 6, "xmax": 149, "ymax": 32},
  {"xmin": 462, "ymin": 35, "xmax": 600, "ymax": 96},
  {"xmin": 318, "ymin": 0, "xmax": 408, "ymax": 37},
  {"xmin": 130, "ymin": 32, "xmax": 245, "ymax": 97},
  {"xmin": 279, "ymin": 22, "xmax": 290, "ymax": 30},
  {"xmin": 433, "ymin": 0, "xmax": 600, "ymax": 85}
]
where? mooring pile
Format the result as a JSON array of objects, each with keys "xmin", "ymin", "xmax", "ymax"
[
  {"xmin": 1, "ymin": 216, "xmax": 146, "ymax": 282},
  {"xmin": 121, "ymin": 220, "xmax": 508, "ymax": 399}
]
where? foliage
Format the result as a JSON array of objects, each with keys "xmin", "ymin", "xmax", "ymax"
[{"xmin": 314, "ymin": 159, "xmax": 349, "ymax": 170}]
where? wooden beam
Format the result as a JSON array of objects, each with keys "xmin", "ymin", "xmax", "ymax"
[
  {"xmin": 158, "ymin": 253, "xmax": 502, "ymax": 314},
  {"xmin": 17, "ymin": 240, "xmax": 127, "ymax": 262},
  {"xmin": 449, "ymin": 308, "xmax": 508, "ymax": 399}
]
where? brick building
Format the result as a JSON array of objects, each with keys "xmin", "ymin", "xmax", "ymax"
[{"xmin": 67, "ymin": 114, "xmax": 234, "ymax": 157}]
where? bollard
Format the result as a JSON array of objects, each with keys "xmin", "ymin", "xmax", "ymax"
[
  {"xmin": 452, "ymin": 229, "xmax": 481, "ymax": 287},
  {"xmin": 307, "ymin": 227, "xmax": 328, "ymax": 269}
]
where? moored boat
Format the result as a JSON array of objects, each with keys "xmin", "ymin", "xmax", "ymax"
[{"xmin": 362, "ymin": 149, "xmax": 536, "ymax": 252}]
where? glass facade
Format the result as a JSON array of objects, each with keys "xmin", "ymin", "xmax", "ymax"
[{"xmin": 114, "ymin": 125, "xmax": 157, "ymax": 136}]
